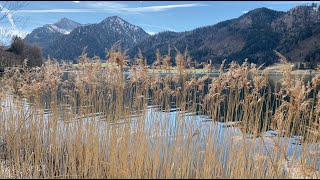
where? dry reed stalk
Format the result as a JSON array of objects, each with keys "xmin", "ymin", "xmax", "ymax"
[{"xmin": 0, "ymin": 48, "xmax": 318, "ymax": 178}]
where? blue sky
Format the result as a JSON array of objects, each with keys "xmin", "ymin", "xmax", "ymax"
[{"xmin": 0, "ymin": 1, "xmax": 319, "ymax": 44}]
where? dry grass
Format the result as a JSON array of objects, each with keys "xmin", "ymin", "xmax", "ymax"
[{"xmin": 0, "ymin": 47, "xmax": 319, "ymax": 178}]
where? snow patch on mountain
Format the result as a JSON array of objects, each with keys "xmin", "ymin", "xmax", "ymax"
[
  {"xmin": 45, "ymin": 18, "xmax": 82, "ymax": 34},
  {"xmin": 46, "ymin": 24, "xmax": 71, "ymax": 34},
  {"xmin": 312, "ymin": 5, "xmax": 319, "ymax": 13}
]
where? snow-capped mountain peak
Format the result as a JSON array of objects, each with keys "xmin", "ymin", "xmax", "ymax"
[
  {"xmin": 24, "ymin": 18, "xmax": 83, "ymax": 48},
  {"xmin": 53, "ymin": 18, "xmax": 83, "ymax": 33},
  {"xmin": 45, "ymin": 24, "xmax": 70, "ymax": 35},
  {"xmin": 101, "ymin": 16, "xmax": 140, "ymax": 32}
]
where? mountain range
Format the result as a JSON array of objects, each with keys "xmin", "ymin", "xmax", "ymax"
[
  {"xmin": 24, "ymin": 4, "xmax": 320, "ymax": 66},
  {"xmin": 24, "ymin": 18, "xmax": 83, "ymax": 51}
]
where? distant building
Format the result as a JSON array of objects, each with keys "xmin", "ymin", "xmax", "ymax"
[{"xmin": 293, "ymin": 62, "xmax": 317, "ymax": 70}]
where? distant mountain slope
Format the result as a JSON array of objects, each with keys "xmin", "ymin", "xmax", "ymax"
[
  {"xmin": 43, "ymin": 16, "xmax": 150, "ymax": 61},
  {"xmin": 129, "ymin": 7, "xmax": 286, "ymax": 65},
  {"xmin": 24, "ymin": 18, "xmax": 83, "ymax": 51},
  {"xmin": 130, "ymin": 4, "xmax": 320, "ymax": 66},
  {"xmin": 272, "ymin": 4, "xmax": 320, "ymax": 63},
  {"xmin": 25, "ymin": 4, "xmax": 320, "ymax": 65},
  {"xmin": 128, "ymin": 31, "xmax": 186, "ymax": 63}
]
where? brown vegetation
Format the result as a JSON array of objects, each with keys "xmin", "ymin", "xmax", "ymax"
[
  {"xmin": 0, "ymin": 36, "xmax": 43, "ymax": 69},
  {"xmin": 0, "ymin": 48, "xmax": 319, "ymax": 178}
]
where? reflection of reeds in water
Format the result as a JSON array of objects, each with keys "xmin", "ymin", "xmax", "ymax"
[
  {"xmin": 0, "ymin": 47, "xmax": 319, "ymax": 178},
  {"xmin": 282, "ymin": 157, "xmax": 319, "ymax": 179}
]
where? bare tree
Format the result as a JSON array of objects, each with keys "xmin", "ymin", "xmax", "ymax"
[
  {"xmin": 0, "ymin": 1, "xmax": 27, "ymax": 23},
  {"xmin": 0, "ymin": 1, "xmax": 28, "ymax": 45}
]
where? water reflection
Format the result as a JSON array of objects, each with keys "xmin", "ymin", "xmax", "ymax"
[
  {"xmin": 1, "ymin": 94, "xmax": 319, "ymax": 172},
  {"xmin": 1, "ymin": 71, "xmax": 319, "ymax": 175}
]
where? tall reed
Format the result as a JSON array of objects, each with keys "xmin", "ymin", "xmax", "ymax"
[{"xmin": 0, "ymin": 48, "xmax": 319, "ymax": 178}]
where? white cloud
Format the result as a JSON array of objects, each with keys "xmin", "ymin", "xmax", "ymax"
[
  {"xmin": 121, "ymin": 4, "xmax": 207, "ymax": 13},
  {"xmin": 12, "ymin": 2, "xmax": 207, "ymax": 14},
  {"xmin": 0, "ymin": 3, "xmax": 16, "ymax": 28},
  {"xmin": 15, "ymin": 9, "xmax": 96, "ymax": 13},
  {"xmin": 0, "ymin": 3, "xmax": 29, "ymax": 45},
  {"xmin": 242, "ymin": 10, "xmax": 248, "ymax": 14},
  {"xmin": 87, "ymin": 2, "xmax": 127, "ymax": 9},
  {"xmin": 73, "ymin": 1, "xmax": 80, "ymax": 3}
]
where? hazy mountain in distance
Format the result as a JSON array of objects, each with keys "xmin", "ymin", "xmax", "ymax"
[
  {"xmin": 43, "ymin": 16, "xmax": 150, "ymax": 61},
  {"xmin": 24, "ymin": 18, "xmax": 83, "ymax": 51},
  {"xmin": 25, "ymin": 4, "xmax": 320, "ymax": 65},
  {"xmin": 129, "ymin": 7, "xmax": 285, "ymax": 65},
  {"xmin": 129, "ymin": 4, "xmax": 320, "ymax": 66}
]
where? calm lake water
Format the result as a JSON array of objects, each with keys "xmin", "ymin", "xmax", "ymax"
[{"xmin": 1, "ymin": 71, "xmax": 319, "ymax": 173}]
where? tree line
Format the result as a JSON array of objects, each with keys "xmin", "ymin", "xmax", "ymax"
[{"xmin": 0, "ymin": 36, "xmax": 43, "ymax": 69}]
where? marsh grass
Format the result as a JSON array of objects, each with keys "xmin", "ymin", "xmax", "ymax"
[{"xmin": 0, "ymin": 47, "xmax": 319, "ymax": 178}]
